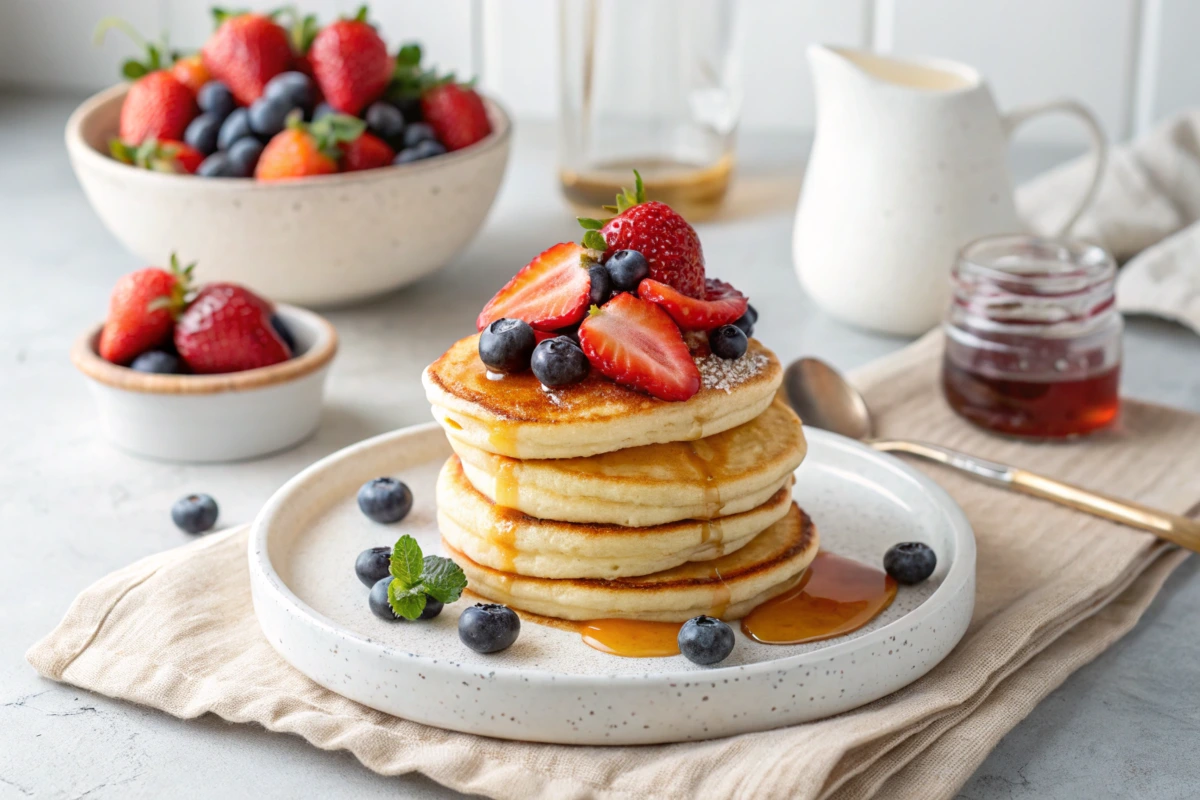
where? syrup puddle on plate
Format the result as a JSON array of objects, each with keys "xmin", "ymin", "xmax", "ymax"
[{"xmin": 510, "ymin": 551, "xmax": 898, "ymax": 658}]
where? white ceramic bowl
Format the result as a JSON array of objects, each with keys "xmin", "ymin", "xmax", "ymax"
[
  {"xmin": 71, "ymin": 304, "xmax": 337, "ymax": 462},
  {"xmin": 65, "ymin": 84, "xmax": 512, "ymax": 307}
]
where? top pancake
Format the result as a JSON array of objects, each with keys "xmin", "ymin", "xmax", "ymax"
[{"xmin": 423, "ymin": 334, "xmax": 784, "ymax": 459}]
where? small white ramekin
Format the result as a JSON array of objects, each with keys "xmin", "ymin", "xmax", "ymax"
[{"xmin": 71, "ymin": 304, "xmax": 337, "ymax": 462}]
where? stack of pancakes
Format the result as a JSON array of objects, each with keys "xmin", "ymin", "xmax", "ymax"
[{"xmin": 422, "ymin": 335, "xmax": 818, "ymax": 622}]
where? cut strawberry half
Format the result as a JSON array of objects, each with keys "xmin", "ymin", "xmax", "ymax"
[
  {"xmin": 637, "ymin": 277, "xmax": 749, "ymax": 331},
  {"xmin": 578, "ymin": 293, "xmax": 701, "ymax": 402},
  {"xmin": 477, "ymin": 242, "xmax": 591, "ymax": 332}
]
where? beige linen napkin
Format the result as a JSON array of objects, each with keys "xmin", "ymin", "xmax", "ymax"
[
  {"xmin": 1017, "ymin": 109, "xmax": 1200, "ymax": 333},
  {"xmin": 27, "ymin": 333, "xmax": 1200, "ymax": 800}
]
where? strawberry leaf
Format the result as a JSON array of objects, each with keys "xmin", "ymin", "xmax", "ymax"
[
  {"xmin": 396, "ymin": 43, "xmax": 422, "ymax": 68},
  {"xmin": 577, "ymin": 217, "xmax": 604, "ymax": 230},
  {"xmin": 582, "ymin": 230, "xmax": 607, "ymax": 252}
]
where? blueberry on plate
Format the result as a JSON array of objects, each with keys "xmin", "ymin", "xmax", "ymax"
[
  {"xmin": 130, "ymin": 350, "xmax": 180, "ymax": 374},
  {"xmin": 709, "ymin": 324, "xmax": 748, "ymax": 360},
  {"xmin": 365, "ymin": 101, "xmax": 405, "ymax": 142},
  {"xmin": 248, "ymin": 95, "xmax": 298, "ymax": 139},
  {"xmin": 196, "ymin": 81, "xmax": 236, "ymax": 119},
  {"xmin": 369, "ymin": 576, "xmax": 402, "ymax": 621},
  {"xmin": 217, "ymin": 107, "xmax": 255, "ymax": 151},
  {"xmin": 402, "ymin": 122, "xmax": 437, "ymax": 148},
  {"xmin": 263, "ymin": 71, "xmax": 314, "ymax": 113},
  {"xmin": 883, "ymin": 542, "xmax": 937, "ymax": 585},
  {"xmin": 357, "ymin": 477, "xmax": 413, "ymax": 524},
  {"xmin": 678, "ymin": 615, "xmax": 735, "ymax": 665},
  {"xmin": 184, "ymin": 112, "xmax": 223, "ymax": 156},
  {"xmin": 355, "ymin": 546, "xmax": 392, "ymax": 587},
  {"xmin": 531, "ymin": 337, "xmax": 589, "ymax": 388},
  {"xmin": 226, "ymin": 137, "xmax": 264, "ymax": 177},
  {"xmin": 171, "ymin": 493, "xmax": 219, "ymax": 534},
  {"xmin": 196, "ymin": 152, "xmax": 241, "ymax": 178},
  {"xmin": 458, "ymin": 603, "xmax": 520, "ymax": 653},
  {"xmin": 478, "ymin": 318, "xmax": 536, "ymax": 374},
  {"xmin": 587, "ymin": 263, "xmax": 612, "ymax": 306},
  {"xmin": 605, "ymin": 250, "xmax": 649, "ymax": 292},
  {"xmin": 419, "ymin": 597, "xmax": 444, "ymax": 620},
  {"xmin": 270, "ymin": 313, "xmax": 295, "ymax": 354}
]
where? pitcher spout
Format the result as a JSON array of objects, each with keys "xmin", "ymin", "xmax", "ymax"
[{"xmin": 807, "ymin": 44, "xmax": 980, "ymax": 94}]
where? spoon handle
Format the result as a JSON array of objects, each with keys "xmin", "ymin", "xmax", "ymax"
[{"xmin": 871, "ymin": 439, "xmax": 1200, "ymax": 553}]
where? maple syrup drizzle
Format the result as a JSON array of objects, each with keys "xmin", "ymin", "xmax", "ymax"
[
  {"xmin": 493, "ymin": 459, "xmax": 520, "ymax": 508},
  {"xmin": 578, "ymin": 619, "xmax": 683, "ymax": 658},
  {"xmin": 741, "ymin": 552, "xmax": 897, "ymax": 645},
  {"xmin": 487, "ymin": 508, "xmax": 520, "ymax": 573}
]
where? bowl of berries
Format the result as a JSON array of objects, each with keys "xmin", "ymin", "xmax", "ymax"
[
  {"xmin": 66, "ymin": 8, "xmax": 511, "ymax": 307},
  {"xmin": 71, "ymin": 256, "xmax": 338, "ymax": 462}
]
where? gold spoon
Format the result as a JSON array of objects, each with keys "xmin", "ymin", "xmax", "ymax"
[{"xmin": 783, "ymin": 357, "xmax": 1200, "ymax": 553}]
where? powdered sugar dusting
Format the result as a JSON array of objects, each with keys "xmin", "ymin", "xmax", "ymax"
[{"xmin": 695, "ymin": 352, "xmax": 767, "ymax": 393}]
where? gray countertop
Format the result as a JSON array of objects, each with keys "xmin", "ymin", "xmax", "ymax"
[{"xmin": 2, "ymin": 91, "xmax": 1197, "ymax": 800}]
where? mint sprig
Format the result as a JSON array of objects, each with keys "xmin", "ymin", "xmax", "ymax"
[{"xmin": 386, "ymin": 535, "xmax": 468, "ymax": 619}]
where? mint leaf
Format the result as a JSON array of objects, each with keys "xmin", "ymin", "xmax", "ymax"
[
  {"xmin": 387, "ymin": 579, "xmax": 427, "ymax": 620},
  {"xmin": 582, "ymin": 230, "xmax": 607, "ymax": 251},
  {"xmin": 420, "ymin": 556, "xmax": 467, "ymax": 604},
  {"xmin": 389, "ymin": 535, "xmax": 424, "ymax": 588}
]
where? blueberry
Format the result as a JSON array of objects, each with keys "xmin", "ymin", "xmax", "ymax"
[
  {"xmin": 226, "ymin": 137, "xmax": 264, "ymax": 177},
  {"xmin": 184, "ymin": 112, "xmax": 223, "ymax": 156},
  {"xmin": 678, "ymin": 615, "xmax": 735, "ymax": 665},
  {"xmin": 171, "ymin": 493, "xmax": 219, "ymax": 534},
  {"xmin": 263, "ymin": 71, "xmax": 314, "ymax": 113},
  {"xmin": 270, "ymin": 313, "xmax": 295, "ymax": 354},
  {"xmin": 369, "ymin": 576, "xmax": 401, "ymax": 621},
  {"xmin": 883, "ymin": 542, "xmax": 937, "ymax": 585},
  {"xmin": 553, "ymin": 324, "xmax": 581, "ymax": 346},
  {"xmin": 478, "ymin": 318, "xmax": 536, "ymax": 374},
  {"xmin": 587, "ymin": 263, "xmax": 611, "ymax": 306},
  {"xmin": 196, "ymin": 81, "xmax": 236, "ymax": 119},
  {"xmin": 249, "ymin": 95, "xmax": 298, "ymax": 139},
  {"xmin": 365, "ymin": 101, "xmax": 405, "ymax": 143},
  {"xmin": 458, "ymin": 603, "xmax": 520, "ymax": 653},
  {"xmin": 312, "ymin": 101, "xmax": 337, "ymax": 121},
  {"xmin": 355, "ymin": 546, "xmax": 392, "ymax": 588},
  {"xmin": 605, "ymin": 250, "xmax": 649, "ymax": 292},
  {"xmin": 744, "ymin": 304, "xmax": 758, "ymax": 325},
  {"xmin": 217, "ymin": 107, "xmax": 255, "ymax": 151},
  {"xmin": 709, "ymin": 324, "xmax": 748, "ymax": 360},
  {"xmin": 419, "ymin": 597, "xmax": 444, "ymax": 620},
  {"xmin": 531, "ymin": 337, "xmax": 589, "ymax": 387},
  {"xmin": 196, "ymin": 152, "xmax": 241, "ymax": 178},
  {"xmin": 393, "ymin": 140, "xmax": 445, "ymax": 164},
  {"xmin": 357, "ymin": 477, "xmax": 413, "ymax": 524},
  {"xmin": 129, "ymin": 350, "xmax": 180, "ymax": 374},
  {"xmin": 402, "ymin": 122, "xmax": 437, "ymax": 148},
  {"xmin": 731, "ymin": 312, "xmax": 754, "ymax": 338}
]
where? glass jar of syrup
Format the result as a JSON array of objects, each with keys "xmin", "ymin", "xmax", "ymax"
[{"xmin": 943, "ymin": 235, "xmax": 1122, "ymax": 438}]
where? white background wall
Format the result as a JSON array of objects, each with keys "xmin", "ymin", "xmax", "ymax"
[{"xmin": 1, "ymin": 0, "xmax": 1196, "ymax": 145}]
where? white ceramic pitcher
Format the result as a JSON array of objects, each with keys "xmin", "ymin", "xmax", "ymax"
[{"xmin": 793, "ymin": 45, "xmax": 1107, "ymax": 336}]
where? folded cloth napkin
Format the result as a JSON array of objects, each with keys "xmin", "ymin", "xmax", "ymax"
[
  {"xmin": 1018, "ymin": 109, "xmax": 1200, "ymax": 333},
  {"xmin": 27, "ymin": 332, "xmax": 1200, "ymax": 800}
]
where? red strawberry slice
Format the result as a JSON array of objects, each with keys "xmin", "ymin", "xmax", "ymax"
[
  {"xmin": 578, "ymin": 293, "xmax": 701, "ymax": 402},
  {"xmin": 638, "ymin": 277, "xmax": 748, "ymax": 331},
  {"xmin": 477, "ymin": 243, "xmax": 591, "ymax": 332}
]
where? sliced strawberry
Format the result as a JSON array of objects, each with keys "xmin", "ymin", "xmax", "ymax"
[
  {"xmin": 477, "ymin": 243, "xmax": 591, "ymax": 332},
  {"xmin": 578, "ymin": 293, "xmax": 701, "ymax": 402},
  {"xmin": 638, "ymin": 277, "xmax": 748, "ymax": 331}
]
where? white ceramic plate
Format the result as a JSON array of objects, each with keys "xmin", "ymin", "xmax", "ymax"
[{"xmin": 249, "ymin": 424, "xmax": 975, "ymax": 745}]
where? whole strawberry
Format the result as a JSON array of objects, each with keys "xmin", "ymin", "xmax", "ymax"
[
  {"xmin": 175, "ymin": 283, "xmax": 291, "ymax": 374},
  {"xmin": 256, "ymin": 112, "xmax": 365, "ymax": 180},
  {"xmin": 421, "ymin": 83, "xmax": 491, "ymax": 151},
  {"xmin": 170, "ymin": 54, "xmax": 210, "ymax": 95},
  {"xmin": 340, "ymin": 131, "xmax": 394, "ymax": 172},
  {"xmin": 95, "ymin": 19, "xmax": 199, "ymax": 143},
  {"xmin": 582, "ymin": 171, "xmax": 706, "ymax": 299},
  {"xmin": 202, "ymin": 12, "xmax": 293, "ymax": 106},
  {"xmin": 98, "ymin": 255, "xmax": 193, "ymax": 365},
  {"xmin": 309, "ymin": 7, "xmax": 392, "ymax": 115}
]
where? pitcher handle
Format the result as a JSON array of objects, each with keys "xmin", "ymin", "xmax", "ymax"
[{"xmin": 1002, "ymin": 99, "xmax": 1108, "ymax": 236}]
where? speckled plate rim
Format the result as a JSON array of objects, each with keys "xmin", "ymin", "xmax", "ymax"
[{"xmin": 249, "ymin": 423, "xmax": 975, "ymax": 685}]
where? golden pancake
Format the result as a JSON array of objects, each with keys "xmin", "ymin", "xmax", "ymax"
[
  {"xmin": 452, "ymin": 398, "xmax": 806, "ymax": 526},
  {"xmin": 438, "ymin": 454, "xmax": 795, "ymax": 578},
  {"xmin": 447, "ymin": 503, "xmax": 818, "ymax": 622},
  {"xmin": 423, "ymin": 334, "xmax": 783, "ymax": 459}
]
